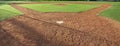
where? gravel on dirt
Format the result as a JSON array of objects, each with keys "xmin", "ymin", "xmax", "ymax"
[{"xmin": 1, "ymin": 3, "xmax": 120, "ymax": 46}]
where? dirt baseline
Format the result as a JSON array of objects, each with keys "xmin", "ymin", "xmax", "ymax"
[{"xmin": 1, "ymin": 3, "xmax": 120, "ymax": 46}]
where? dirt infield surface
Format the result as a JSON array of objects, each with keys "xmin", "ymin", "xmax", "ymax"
[{"xmin": 1, "ymin": 3, "xmax": 120, "ymax": 46}]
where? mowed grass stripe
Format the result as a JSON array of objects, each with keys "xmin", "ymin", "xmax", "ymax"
[
  {"xmin": 100, "ymin": 2, "xmax": 120, "ymax": 22},
  {"xmin": 19, "ymin": 4, "xmax": 99, "ymax": 12},
  {"xmin": 0, "ymin": 4, "xmax": 22, "ymax": 21}
]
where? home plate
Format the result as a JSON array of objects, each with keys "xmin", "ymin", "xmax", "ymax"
[{"xmin": 56, "ymin": 21, "xmax": 64, "ymax": 24}]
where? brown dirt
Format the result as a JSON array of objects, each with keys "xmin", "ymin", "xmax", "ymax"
[
  {"xmin": 1, "ymin": 3, "xmax": 120, "ymax": 46},
  {"xmin": 0, "ymin": 26, "xmax": 25, "ymax": 46},
  {"xmin": 54, "ymin": 4, "xmax": 66, "ymax": 6}
]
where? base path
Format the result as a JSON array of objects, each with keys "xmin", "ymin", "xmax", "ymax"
[{"xmin": 1, "ymin": 3, "xmax": 120, "ymax": 46}]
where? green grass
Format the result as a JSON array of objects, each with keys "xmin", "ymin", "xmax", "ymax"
[
  {"xmin": 20, "ymin": 4, "xmax": 99, "ymax": 12},
  {"xmin": 0, "ymin": 4, "xmax": 22, "ymax": 21},
  {"xmin": 100, "ymin": 2, "xmax": 120, "ymax": 21}
]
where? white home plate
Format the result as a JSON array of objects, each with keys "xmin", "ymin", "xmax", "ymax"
[{"xmin": 56, "ymin": 21, "xmax": 64, "ymax": 24}]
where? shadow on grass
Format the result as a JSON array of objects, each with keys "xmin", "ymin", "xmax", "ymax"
[
  {"xmin": 0, "ymin": 9, "xmax": 19, "ymax": 14},
  {"xmin": 0, "ymin": 8, "xmax": 22, "ymax": 21}
]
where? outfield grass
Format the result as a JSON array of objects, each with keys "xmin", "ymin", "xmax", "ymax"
[
  {"xmin": 100, "ymin": 2, "xmax": 120, "ymax": 21},
  {"xmin": 0, "ymin": 4, "xmax": 22, "ymax": 21},
  {"xmin": 20, "ymin": 4, "xmax": 99, "ymax": 12}
]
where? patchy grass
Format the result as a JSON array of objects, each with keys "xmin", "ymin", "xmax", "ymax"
[
  {"xmin": 0, "ymin": 4, "xmax": 22, "ymax": 21},
  {"xmin": 20, "ymin": 4, "xmax": 99, "ymax": 12},
  {"xmin": 100, "ymin": 2, "xmax": 120, "ymax": 21}
]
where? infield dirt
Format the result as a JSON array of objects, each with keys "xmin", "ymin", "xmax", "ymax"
[{"xmin": 1, "ymin": 3, "xmax": 120, "ymax": 46}]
